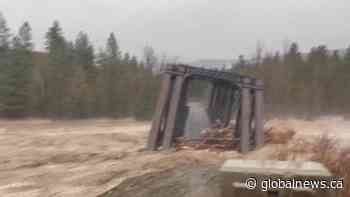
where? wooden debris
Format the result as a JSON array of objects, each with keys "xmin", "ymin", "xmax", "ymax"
[
  {"xmin": 175, "ymin": 127, "xmax": 237, "ymax": 151},
  {"xmin": 265, "ymin": 126, "xmax": 296, "ymax": 144}
]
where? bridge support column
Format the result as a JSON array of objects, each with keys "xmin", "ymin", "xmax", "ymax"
[
  {"xmin": 175, "ymin": 78, "xmax": 190, "ymax": 138},
  {"xmin": 208, "ymin": 84, "xmax": 217, "ymax": 112},
  {"xmin": 146, "ymin": 65, "xmax": 264, "ymax": 153},
  {"xmin": 254, "ymin": 80, "xmax": 264, "ymax": 148},
  {"xmin": 239, "ymin": 78, "xmax": 252, "ymax": 154},
  {"xmin": 208, "ymin": 83, "xmax": 220, "ymax": 123},
  {"xmin": 163, "ymin": 76, "xmax": 186, "ymax": 149},
  {"xmin": 147, "ymin": 74, "xmax": 174, "ymax": 150},
  {"xmin": 223, "ymin": 88, "xmax": 235, "ymax": 127}
]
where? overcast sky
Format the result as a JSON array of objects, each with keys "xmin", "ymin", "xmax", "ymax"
[{"xmin": 1, "ymin": 0, "xmax": 350, "ymax": 61}]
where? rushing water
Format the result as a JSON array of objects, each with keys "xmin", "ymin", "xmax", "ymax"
[{"xmin": 184, "ymin": 101, "xmax": 211, "ymax": 139}]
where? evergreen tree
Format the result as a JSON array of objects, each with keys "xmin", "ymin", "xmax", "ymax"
[
  {"xmin": 45, "ymin": 21, "xmax": 68, "ymax": 117},
  {"xmin": 18, "ymin": 22, "xmax": 33, "ymax": 50},
  {"xmin": 75, "ymin": 32, "xmax": 94, "ymax": 66},
  {"xmin": 345, "ymin": 46, "xmax": 350, "ymax": 62},
  {"xmin": 4, "ymin": 22, "xmax": 34, "ymax": 117},
  {"xmin": 73, "ymin": 31, "xmax": 96, "ymax": 117},
  {"xmin": 233, "ymin": 55, "xmax": 247, "ymax": 72},
  {"xmin": 240, "ymin": 42, "xmax": 350, "ymax": 118},
  {"xmin": 45, "ymin": 21, "xmax": 66, "ymax": 65},
  {"xmin": 306, "ymin": 46, "xmax": 329, "ymax": 117},
  {"xmin": 130, "ymin": 55, "xmax": 138, "ymax": 66},
  {"xmin": 123, "ymin": 52, "xmax": 130, "ymax": 65},
  {"xmin": 134, "ymin": 68, "xmax": 160, "ymax": 120},
  {"xmin": 106, "ymin": 33, "xmax": 121, "ymax": 64},
  {"xmin": 0, "ymin": 16, "xmax": 173, "ymax": 120},
  {"xmin": 0, "ymin": 12, "xmax": 10, "ymax": 50},
  {"xmin": 0, "ymin": 12, "xmax": 11, "ymax": 115},
  {"xmin": 143, "ymin": 45, "xmax": 157, "ymax": 70},
  {"xmin": 284, "ymin": 43, "xmax": 304, "ymax": 113},
  {"xmin": 285, "ymin": 43, "xmax": 301, "ymax": 64},
  {"xmin": 98, "ymin": 33, "xmax": 123, "ymax": 117},
  {"xmin": 65, "ymin": 41, "xmax": 75, "ymax": 65}
]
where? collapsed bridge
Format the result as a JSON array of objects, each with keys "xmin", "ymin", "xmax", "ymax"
[{"xmin": 146, "ymin": 65, "xmax": 264, "ymax": 153}]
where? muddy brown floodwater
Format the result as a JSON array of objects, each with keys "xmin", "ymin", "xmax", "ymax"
[
  {"xmin": 0, "ymin": 119, "xmax": 155, "ymax": 197},
  {"xmin": 1, "ymin": 116, "xmax": 350, "ymax": 197},
  {"xmin": 0, "ymin": 119, "xmax": 229, "ymax": 197}
]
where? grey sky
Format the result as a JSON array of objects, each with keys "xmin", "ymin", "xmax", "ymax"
[{"xmin": 1, "ymin": 0, "xmax": 350, "ymax": 61}]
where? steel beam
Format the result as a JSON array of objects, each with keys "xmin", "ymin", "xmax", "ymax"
[
  {"xmin": 175, "ymin": 78, "xmax": 190, "ymax": 138},
  {"xmin": 147, "ymin": 65, "xmax": 264, "ymax": 153},
  {"xmin": 254, "ymin": 80, "xmax": 264, "ymax": 148},
  {"xmin": 208, "ymin": 84, "xmax": 217, "ymax": 112},
  {"xmin": 223, "ymin": 89, "xmax": 235, "ymax": 127},
  {"xmin": 208, "ymin": 83, "xmax": 219, "ymax": 123},
  {"xmin": 235, "ymin": 101, "xmax": 242, "ymax": 139},
  {"xmin": 240, "ymin": 78, "xmax": 252, "ymax": 154},
  {"xmin": 146, "ymin": 74, "xmax": 173, "ymax": 150},
  {"xmin": 162, "ymin": 76, "xmax": 186, "ymax": 149},
  {"xmin": 214, "ymin": 86, "xmax": 225, "ymax": 121}
]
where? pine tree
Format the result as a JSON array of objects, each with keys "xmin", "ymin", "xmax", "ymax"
[
  {"xmin": 345, "ymin": 46, "xmax": 350, "ymax": 62},
  {"xmin": 122, "ymin": 52, "xmax": 130, "ymax": 65},
  {"xmin": 75, "ymin": 32, "xmax": 94, "ymax": 66},
  {"xmin": 98, "ymin": 33, "xmax": 123, "ymax": 117},
  {"xmin": 309, "ymin": 46, "xmax": 329, "ymax": 116},
  {"xmin": 0, "ymin": 12, "xmax": 11, "ymax": 115},
  {"xmin": 64, "ymin": 41, "xmax": 75, "ymax": 66},
  {"xmin": 73, "ymin": 31, "xmax": 96, "ymax": 117},
  {"xmin": 143, "ymin": 45, "xmax": 157, "ymax": 70},
  {"xmin": 45, "ymin": 21, "xmax": 67, "ymax": 117},
  {"xmin": 45, "ymin": 21, "xmax": 66, "ymax": 65},
  {"xmin": 283, "ymin": 43, "xmax": 304, "ymax": 113},
  {"xmin": 285, "ymin": 43, "xmax": 301, "ymax": 64},
  {"xmin": 0, "ymin": 12, "xmax": 10, "ymax": 50},
  {"xmin": 233, "ymin": 55, "xmax": 247, "ymax": 72},
  {"xmin": 338, "ymin": 46, "xmax": 350, "ymax": 113},
  {"xmin": 130, "ymin": 55, "xmax": 138, "ymax": 66},
  {"xmin": 134, "ymin": 68, "xmax": 157, "ymax": 120},
  {"xmin": 326, "ymin": 50, "xmax": 342, "ymax": 113},
  {"xmin": 3, "ymin": 22, "xmax": 34, "ymax": 117},
  {"xmin": 106, "ymin": 33, "xmax": 121, "ymax": 64},
  {"xmin": 18, "ymin": 22, "xmax": 33, "ymax": 50},
  {"xmin": 127, "ymin": 55, "xmax": 140, "ymax": 115}
]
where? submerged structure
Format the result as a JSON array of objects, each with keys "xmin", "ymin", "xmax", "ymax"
[{"xmin": 146, "ymin": 65, "xmax": 264, "ymax": 153}]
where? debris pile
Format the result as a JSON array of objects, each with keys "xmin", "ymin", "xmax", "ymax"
[
  {"xmin": 176, "ymin": 127, "xmax": 236, "ymax": 150},
  {"xmin": 265, "ymin": 125, "xmax": 296, "ymax": 144},
  {"xmin": 176, "ymin": 126, "xmax": 298, "ymax": 151}
]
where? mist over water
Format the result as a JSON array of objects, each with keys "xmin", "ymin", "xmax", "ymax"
[{"xmin": 184, "ymin": 102, "xmax": 211, "ymax": 139}]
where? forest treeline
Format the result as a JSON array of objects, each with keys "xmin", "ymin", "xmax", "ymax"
[
  {"xmin": 236, "ymin": 43, "xmax": 350, "ymax": 118},
  {"xmin": 1, "ymin": 11, "xmax": 350, "ymax": 120},
  {"xmin": 0, "ymin": 13, "xmax": 160, "ymax": 119}
]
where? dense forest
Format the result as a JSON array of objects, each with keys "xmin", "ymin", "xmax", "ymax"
[
  {"xmin": 236, "ymin": 43, "xmax": 350, "ymax": 119},
  {"xmin": 0, "ymin": 12, "xmax": 160, "ymax": 119},
  {"xmin": 1, "ymin": 11, "xmax": 350, "ymax": 120}
]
